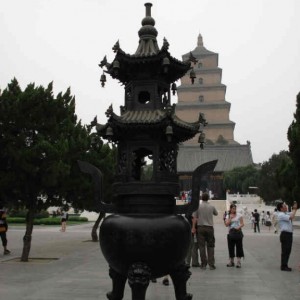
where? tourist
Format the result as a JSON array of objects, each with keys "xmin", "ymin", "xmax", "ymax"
[
  {"xmin": 272, "ymin": 208, "xmax": 279, "ymax": 234},
  {"xmin": 181, "ymin": 191, "xmax": 186, "ymax": 201},
  {"xmin": 187, "ymin": 190, "xmax": 192, "ymax": 203},
  {"xmin": 185, "ymin": 213, "xmax": 200, "ymax": 267},
  {"xmin": 265, "ymin": 211, "xmax": 272, "ymax": 231},
  {"xmin": 190, "ymin": 233, "xmax": 200, "ymax": 267},
  {"xmin": 253, "ymin": 209, "xmax": 260, "ymax": 233},
  {"xmin": 225, "ymin": 204, "xmax": 244, "ymax": 268},
  {"xmin": 250, "ymin": 212, "xmax": 255, "ymax": 229},
  {"xmin": 192, "ymin": 193, "xmax": 218, "ymax": 270},
  {"xmin": 0, "ymin": 204, "xmax": 11, "ymax": 255},
  {"xmin": 261, "ymin": 210, "xmax": 266, "ymax": 225},
  {"xmin": 277, "ymin": 201, "xmax": 298, "ymax": 271},
  {"xmin": 60, "ymin": 210, "xmax": 68, "ymax": 232},
  {"xmin": 223, "ymin": 211, "xmax": 227, "ymax": 224}
]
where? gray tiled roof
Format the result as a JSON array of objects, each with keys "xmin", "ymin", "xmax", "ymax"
[
  {"xmin": 112, "ymin": 110, "xmax": 199, "ymax": 131},
  {"xmin": 177, "ymin": 144, "xmax": 253, "ymax": 172}
]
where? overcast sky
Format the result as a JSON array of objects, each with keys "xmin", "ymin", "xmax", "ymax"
[{"xmin": 1, "ymin": 0, "xmax": 299, "ymax": 164}]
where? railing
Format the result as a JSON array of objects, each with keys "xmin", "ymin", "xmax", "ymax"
[{"xmin": 226, "ymin": 192, "xmax": 262, "ymax": 204}]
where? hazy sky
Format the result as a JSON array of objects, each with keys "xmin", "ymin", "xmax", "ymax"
[{"xmin": 1, "ymin": 0, "xmax": 299, "ymax": 164}]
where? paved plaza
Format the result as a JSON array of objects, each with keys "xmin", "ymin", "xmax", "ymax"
[{"xmin": 0, "ymin": 218, "xmax": 299, "ymax": 300}]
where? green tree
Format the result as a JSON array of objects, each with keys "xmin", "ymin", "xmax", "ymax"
[
  {"xmin": 276, "ymin": 156, "xmax": 296, "ymax": 206},
  {"xmin": 288, "ymin": 92, "xmax": 300, "ymax": 202},
  {"xmin": 0, "ymin": 79, "xmax": 115, "ymax": 259},
  {"xmin": 257, "ymin": 151, "xmax": 291, "ymax": 204},
  {"xmin": 67, "ymin": 140, "xmax": 116, "ymax": 241},
  {"xmin": 223, "ymin": 165, "xmax": 259, "ymax": 194}
]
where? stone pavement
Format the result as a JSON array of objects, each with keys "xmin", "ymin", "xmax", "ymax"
[{"xmin": 0, "ymin": 219, "xmax": 299, "ymax": 300}]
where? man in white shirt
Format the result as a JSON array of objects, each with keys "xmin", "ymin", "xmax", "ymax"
[{"xmin": 277, "ymin": 201, "xmax": 298, "ymax": 271}]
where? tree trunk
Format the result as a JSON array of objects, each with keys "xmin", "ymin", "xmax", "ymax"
[
  {"xmin": 21, "ymin": 209, "xmax": 35, "ymax": 262},
  {"xmin": 91, "ymin": 211, "xmax": 106, "ymax": 242}
]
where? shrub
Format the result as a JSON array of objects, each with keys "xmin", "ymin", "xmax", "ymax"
[
  {"xmin": 68, "ymin": 216, "xmax": 88, "ymax": 222},
  {"xmin": 34, "ymin": 218, "xmax": 61, "ymax": 225},
  {"xmin": 8, "ymin": 210, "xmax": 28, "ymax": 218},
  {"xmin": 7, "ymin": 217, "xmax": 26, "ymax": 223},
  {"xmin": 7, "ymin": 216, "xmax": 88, "ymax": 224},
  {"xmin": 8, "ymin": 209, "xmax": 49, "ymax": 219},
  {"xmin": 35, "ymin": 210, "xmax": 50, "ymax": 219}
]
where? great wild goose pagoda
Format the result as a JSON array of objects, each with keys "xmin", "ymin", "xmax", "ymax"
[{"xmin": 176, "ymin": 34, "xmax": 253, "ymax": 198}]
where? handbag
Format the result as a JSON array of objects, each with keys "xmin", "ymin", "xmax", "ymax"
[
  {"xmin": 228, "ymin": 228, "xmax": 243, "ymax": 240},
  {"xmin": 0, "ymin": 226, "xmax": 6, "ymax": 233}
]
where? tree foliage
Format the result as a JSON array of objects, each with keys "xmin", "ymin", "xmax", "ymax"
[
  {"xmin": 276, "ymin": 155, "xmax": 296, "ymax": 206},
  {"xmin": 287, "ymin": 92, "xmax": 300, "ymax": 201},
  {"xmin": 0, "ymin": 79, "xmax": 115, "ymax": 259},
  {"xmin": 257, "ymin": 151, "xmax": 292, "ymax": 204},
  {"xmin": 223, "ymin": 165, "xmax": 260, "ymax": 194}
]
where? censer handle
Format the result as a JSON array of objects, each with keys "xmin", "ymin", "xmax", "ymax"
[
  {"xmin": 77, "ymin": 160, "xmax": 116, "ymax": 213},
  {"xmin": 175, "ymin": 160, "xmax": 218, "ymax": 215}
]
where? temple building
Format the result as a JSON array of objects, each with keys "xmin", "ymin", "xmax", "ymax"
[{"xmin": 176, "ymin": 34, "xmax": 253, "ymax": 198}]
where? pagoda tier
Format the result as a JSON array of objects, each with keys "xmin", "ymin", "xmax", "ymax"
[
  {"xmin": 105, "ymin": 48, "xmax": 191, "ymax": 85},
  {"xmin": 96, "ymin": 105, "xmax": 201, "ymax": 144}
]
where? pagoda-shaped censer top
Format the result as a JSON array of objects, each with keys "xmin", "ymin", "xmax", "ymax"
[{"xmin": 93, "ymin": 2, "xmax": 207, "ymax": 214}]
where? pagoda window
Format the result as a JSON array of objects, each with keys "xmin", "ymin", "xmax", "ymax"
[
  {"xmin": 199, "ymin": 95, "xmax": 204, "ymax": 102},
  {"xmin": 138, "ymin": 91, "xmax": 151, "ymax": 104},
  {"xmin": 199, "ymin": 78, "xmax": 203, "ymax": 85},
  {"xmin": 198, "ymin": 62, "xmax": 203, "ymax": 68}
]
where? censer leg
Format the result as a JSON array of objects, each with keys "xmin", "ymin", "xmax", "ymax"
[
  {"xmin": 128, "ymin": 262, "xmax": 151, "ymax": 300},
  {"xmin": 170, "ymin": 264, "xmax": 193, "ymax": 300},
  {"xmin": 106, "ymin": 266, "xmax": 127, "ymax": 300}
]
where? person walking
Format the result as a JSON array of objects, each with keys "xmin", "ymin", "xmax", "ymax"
[
  {"xmin": 261, "ymin": 211, "xmax": 266, "ymax": 226},
  {"xmin": 225, "ymin": 204, "xmax": 244, "ymax": 268},
  {"xmin": 250, "ymin": 212, "xmax": 255, "ymax": 229},
  {"xmin": 277, "ymin": 201, "xmax": 298, "ymax": 271},
  {"xmin": 253, "ymin": 209, "xmax": 260, "ymax": 233},
  {"xmin": 223, "ymin": 211, "xmax": 227, "ymax": 224},
  {"xmin": 185, "ymin": 213, "xmax": 200, "ymax": 267},
  {"xmin": 192, "ymin": 193, "xmax": 218, "ymax": 270},
  {"xmin": 265, "ymin": 211, "xmax": 272, "ymax": 231},
  {"xmin": 60, "ymin": 210, "xmax": 68, "ymax": 232},
  {"xmin": 0, "ymin": 204, "xmax": 11, "ymax": 255}
]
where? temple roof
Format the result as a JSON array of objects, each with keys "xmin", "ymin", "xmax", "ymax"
[
  {"xmin": 96, "ymin": 107, "xmax": 201, "ymax": 143},
  {"xmin": 106, "ymin": 49, "xmax": 191, "ymax": 84},
  {"xmin": 177, "ymin": 144, "xmax": 253, "ymax": 172},
  {"xmin": 111, "ymin": 109, "xmax": 199, "ymax": 129}
]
